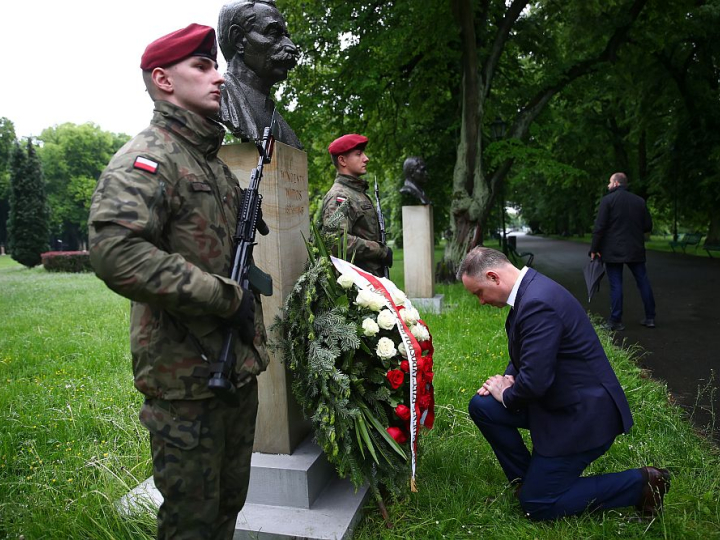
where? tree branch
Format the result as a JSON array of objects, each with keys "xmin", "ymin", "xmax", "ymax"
[{"xmin": 482, "ymin": 0, "xmax": 530, "ymax": 100}]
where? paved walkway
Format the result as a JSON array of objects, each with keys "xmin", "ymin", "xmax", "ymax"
[{"xmin": 513, "ymin": 234, "xmax": 720, "ymax": 441}]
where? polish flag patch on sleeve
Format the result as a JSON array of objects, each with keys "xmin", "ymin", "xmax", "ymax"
[
  {"xmin": 336, "ymin": 196, "xmax": 347, "ymax": 203},
  {"xmin": 133, "ymin": 156, "xmax": 159, "ymax": 174}
]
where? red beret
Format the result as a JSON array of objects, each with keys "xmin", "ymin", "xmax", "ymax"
[
  {"xmin": 328, "ymin": 134, "xmax": 369, "ymax": 156},
  {"xmin": 140, "ymin": 23, "xmax": 217, "ymax": 71}
]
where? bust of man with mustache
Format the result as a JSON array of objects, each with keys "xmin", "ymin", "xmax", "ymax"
[{"xmin": 218, "ymin": 0, "xmax": 302, "ymax": 148}]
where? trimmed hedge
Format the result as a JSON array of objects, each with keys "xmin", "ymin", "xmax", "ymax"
[{"xmin": 41, "ymin": 251, "xmax": 93, "ymax": 273}]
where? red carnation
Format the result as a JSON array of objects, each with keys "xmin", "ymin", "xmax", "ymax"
[
  {"xmin": 387, "ymin": 426, "xmax": 408, "ymax": 444},
  {"xmin": 386, "ymin": 369, "xmax": 405, "ymax": 389},
  {"xmin": 418, "ymin": 394, "xmax": 432, "ymax": 410},
  {"xmin": 395, "ymin": 404, "xmax": 411, "ymax": 421},
  {"xmin": 400, "ymin": 360, "xmax": 410, "ymax": 372},
  {"xmin": 416, "ymin": 357, "xmax": 426, "ymax": 372}
]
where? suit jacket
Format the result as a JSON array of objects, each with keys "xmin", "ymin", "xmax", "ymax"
[
  {"xmin": 502, "ymin": 269, "xmax": 633, "ymax": 456},
  {"xmin": 591, "ymin": 186, "xmax": 652, "ymax": 263}
]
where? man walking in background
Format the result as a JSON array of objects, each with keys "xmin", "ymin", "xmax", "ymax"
[{"xmin": 591, "ymin": 172, "xmax": 656, "ymax": 330}]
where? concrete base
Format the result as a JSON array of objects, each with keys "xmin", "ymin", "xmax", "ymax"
[
  {"xmin": 119, "ymin": 437, "xmax": 369, "ymax": 540},
  {"xmin": 409, "ymin": 294, "xmax": 444, "ymax": 314}
]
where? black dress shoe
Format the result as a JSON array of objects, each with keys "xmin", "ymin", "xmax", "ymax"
[
  {"xmin": 636, "ymin": 466, "xmax": 670, "ymax": 516},
  {"xmin": 603, "ymin": 320, "xmax": 625, "ymax": 331},
  {"xmin": 641, "ymin": 318, "xmax": 656, "ymax": 328}
]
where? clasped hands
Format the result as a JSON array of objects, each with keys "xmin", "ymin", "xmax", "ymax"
[{"xmin": 477, "ymin": 374, "xmax": 515, "ymax": 403}]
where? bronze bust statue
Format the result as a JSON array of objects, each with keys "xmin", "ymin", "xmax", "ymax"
[
  {"xmin": 218, "ymin": 0, "xmax": 303, "ymax": 148},
  {"xmin": 399, "ymin": 156, "xmax": 431, "ymax": 205}
]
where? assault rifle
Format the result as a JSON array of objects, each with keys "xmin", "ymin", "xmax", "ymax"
[
  {"xmin": 374, "ymin": 179, "xmax": 389, "ymax": 279},
  {"xmin": 208, "ymin": 113, "xmax": 277, "ymax": 398}
]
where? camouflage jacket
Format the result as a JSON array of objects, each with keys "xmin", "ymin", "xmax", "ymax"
[
  {"xmin": 88, "ymin": 101, "xmax": 269, "ymax": 400},
  {"xmin": 320, "ymin": 174, "xmax": 388, "ymax": 276}
]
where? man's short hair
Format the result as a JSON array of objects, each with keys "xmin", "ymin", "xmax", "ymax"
[
  {"xmin": 218, "ymin": 0, "xmax": 277, "ymax": 62},
  {"xmin": 142, "ymin": 70, "xmax": 159, "ymax": 101},
  {"xmin": 456, "ymin": 247, "xmax": 511, "ymax": 281},
  {"xmin": 611, "ymin": 172, "xmax": 628, "ymax": 186}
]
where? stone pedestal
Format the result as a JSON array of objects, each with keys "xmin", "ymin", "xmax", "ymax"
[
  {"xmin": 402, "ymin": 206, "xmax": 443, "ymax": 313},
  {"xmin": 120, "ymin": 437, "xmax": 369, "ymax": 540},
  {"xmin": 219, "ymin": 141, "xmax": 310, "ymax": 454}
]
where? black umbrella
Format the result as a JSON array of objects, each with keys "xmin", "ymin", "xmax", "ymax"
[{"xmin": 583, "ymin": 256, "xmax": 605, "ymax": 302}]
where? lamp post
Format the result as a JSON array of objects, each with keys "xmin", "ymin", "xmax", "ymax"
[
  {"xmin": 491, "ymin": 116, "xmax": 508, "ymax": 253},
  {"xmin": 672, "ymin": 145, "xmax": 678, "ymax": 242}
]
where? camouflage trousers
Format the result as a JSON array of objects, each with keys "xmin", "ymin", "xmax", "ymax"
[{"xmin": 139, "ymin": 378, "xmax": 258, "ymax": 540}]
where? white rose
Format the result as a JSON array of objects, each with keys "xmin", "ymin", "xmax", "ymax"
[
  {"xmin": 398, "ymin": 342, "xmax": 408, "ymax": 358},
  {"xmin": 355, "ymin": 289, "xmax": 376, "ymax": 309},
  {"xmin": 356, "ymin": 290, "xmax": 385, "ymax": 312},
  {"xmin": 337, "ymin": 273, "xmax": 355, "ymax": 289},
  {"xmin": 376, "ymin": 337, "xmax": 397, "ymax": 359},
  {"xmin": 410, "ymin": 323, "xmax": 430, "ymax": 342},
  {"xmin": 391, "ymin": 288, "xmax": 407, "ymax": 306},
  {"xmin": 401, "ymin": 307, "xmax": 420, "ymax": 326},
  {"xmin": 367, "ymin": 292, "xmax": 386, "ymax": 312},
  {"xmin": 377, "ymin": 309, "xmax": 396, "ymax": 330},
  {"xmin": 362, "ymin": 318, "xmax": 380, "ymax": 337}
]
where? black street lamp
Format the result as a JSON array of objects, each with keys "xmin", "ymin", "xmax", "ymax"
[
  {"xmin": 491, "ymin": 117, "xmax": 508, "ymax": 253},
  {"xmin": 672, "ymin": 145, "xmax": 679, "ymax": 242}
]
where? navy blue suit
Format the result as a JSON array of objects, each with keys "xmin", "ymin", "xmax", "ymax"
[{"xmin": 469, "ymin": 269, "xmax": 644, "ymax": 520}]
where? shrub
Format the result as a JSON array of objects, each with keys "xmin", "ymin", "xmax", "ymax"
[{"xmin": 41, "ymin": 251, "xmax": 92, "ymax": 273}]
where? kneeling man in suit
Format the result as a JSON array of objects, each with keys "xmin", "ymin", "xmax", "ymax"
[{"xmin": 457, "ymin": 247, "xmax": 669, "ymax": 520}]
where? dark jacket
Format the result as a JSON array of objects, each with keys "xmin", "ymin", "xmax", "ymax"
[
  {"xmin": 591, "ymin": 185, "xmax": 652, "ymax": 263},
  {"xmin": 503, "ymin": 269, "xmax": 633, "ymax": 456}
]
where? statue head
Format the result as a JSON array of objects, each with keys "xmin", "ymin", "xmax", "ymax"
[
  {"xmin": 403, "ymin": 156, "xmax": 428, "ymax": 186},
  {"xmin": 218, "ymin": 0, "xmax": 298, "ymax": 88}
]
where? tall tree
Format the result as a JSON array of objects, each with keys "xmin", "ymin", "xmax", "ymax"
[
  {"xmin": 7, "ymin": 140, "xmax": 49, "ymax": 267},
  {"xmin": 277, "ymin": 0, "xmax": 649, "ymax": 270},
  {"xmin": 0, "ymin": 117, "xmax": 17, "ymax": 249},
  {"xmin": 446, "ymin": 0, "xmax": 648, "ymax": 266},
  {"xmin": 38, "ymin": 123, "xmax": 129, "ymax": 250}
]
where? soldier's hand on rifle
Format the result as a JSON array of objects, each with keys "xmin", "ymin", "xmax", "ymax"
[
  {"xmin": 384, "ymin": 246, "xmax": 393, "ymax": 268},
  {"xmin": 226, "ymin": 290, "xmax": 256, "ymax": 344},
  {"xmin": 257, "ymin": 206, "xmax": 269, "ymax": 236}
]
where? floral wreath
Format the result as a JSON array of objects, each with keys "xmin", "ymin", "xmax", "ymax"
[{"xmin": 273, "ymin": 225, "xmax": 435, "ymax": 513}]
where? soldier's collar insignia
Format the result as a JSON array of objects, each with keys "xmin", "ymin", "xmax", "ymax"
[{"xmin": 134, "ymin": 156, "xmax": 159, "ymax": 174}]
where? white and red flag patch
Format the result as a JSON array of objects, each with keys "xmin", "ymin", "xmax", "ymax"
[
  {"xmin": 335, "ymin": 196, "xmax": 347, "ymax": 203},
  {"xmin": 133, "ymin": 156, "xmax": 159, "ymax": 174}
]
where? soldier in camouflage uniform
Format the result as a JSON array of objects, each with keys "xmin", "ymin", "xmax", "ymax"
[
  {"xmin": 320, "ymin": 133, "xmax": 392, "ymax": 277},
  {"xmin": 87, "ymin": 24, "xmax": 269, "ymax": 540}
]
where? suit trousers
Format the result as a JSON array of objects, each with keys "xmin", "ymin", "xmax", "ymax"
[
  {"xmin": 468, "ymin": 394, "xmax": 644, "ymax": 520},
  {"xmin": 605, "ymin": 262, "xmax": 656, "ymax": 323}
]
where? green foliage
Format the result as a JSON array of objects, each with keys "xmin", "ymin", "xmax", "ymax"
[
  {"xmin": 7, "ymin": 140, "xmax": 49, "ymax": 268},
  {"xmin": 37, "ymin": 123, "xmax": 129, "ymax": 248},
  {"xmin": 276, "ymin": 0, "xmax": 459, "ymax": 239},
  {"xmin": 0, "ymin": 117, "xmax": 17, "ymax": 247},
  {"xmin": 41, "ymin": 250, "xmax": 92, "ymax": 273}
]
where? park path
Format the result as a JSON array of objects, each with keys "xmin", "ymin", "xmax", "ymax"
[{"xmin": 513, "ymin": 234, "xmax": 720, "ymax": 441}]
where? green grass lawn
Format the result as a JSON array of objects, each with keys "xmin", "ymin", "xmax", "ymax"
[{"xmin": 2, "ymin": 255, "xmax": 720, "ymax": 539}]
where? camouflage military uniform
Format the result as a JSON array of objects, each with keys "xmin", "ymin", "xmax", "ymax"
[
  {"xmin": 88, "ymin": 101, "xmax": 268, "ymax": 539},
  {"xmin": 320, "ymin": 173, "xmax": 388, "ymax": 276}
]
